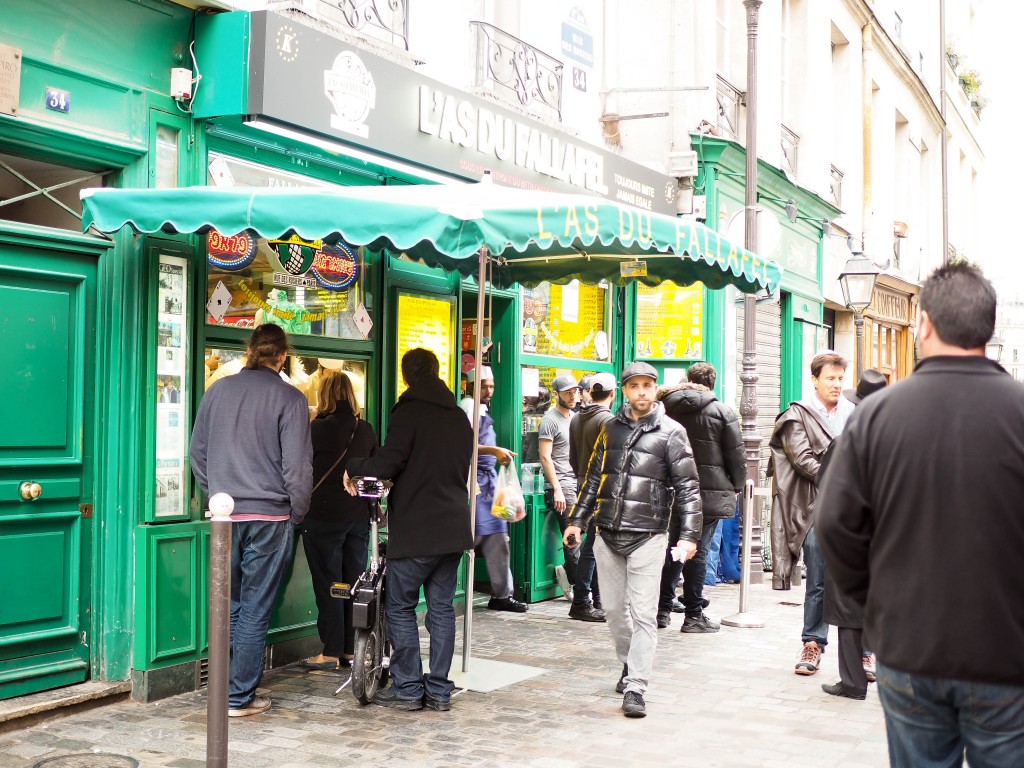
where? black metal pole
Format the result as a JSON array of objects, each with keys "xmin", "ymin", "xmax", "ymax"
[
  {"xmin": 854, "ymin": 310, "xmax": 865, "ymax": 381},
  {"xmin": 740, "ymin": 0, "xmax": 764, "ymax": 585},
  {"xmin": 207, "ymin": 496, "xmax": 233, "ymax": 768}
]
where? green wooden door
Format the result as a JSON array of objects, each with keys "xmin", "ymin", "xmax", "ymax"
[{"xmin": 0, "ymin": 235, "xmax": 96, "ymax": 700}]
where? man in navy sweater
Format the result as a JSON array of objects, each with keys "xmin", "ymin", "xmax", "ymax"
[{"xmin": 190, "ymin": 324, "xmax": 312, "ymax": 717}]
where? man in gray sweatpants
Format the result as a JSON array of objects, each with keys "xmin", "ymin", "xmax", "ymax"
[{"xmin": 564, "ymin": 361, "xmax": 701, "ymax": 718}]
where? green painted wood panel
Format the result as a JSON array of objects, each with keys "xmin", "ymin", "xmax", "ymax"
[{"xmin": 151, "ymin": 532, "xmax": 199, "ymax": 661}]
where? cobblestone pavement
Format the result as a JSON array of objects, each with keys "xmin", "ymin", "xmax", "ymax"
[{"xmin": 0, "ymin": 582, "xmax": 888, "ymax": 768}]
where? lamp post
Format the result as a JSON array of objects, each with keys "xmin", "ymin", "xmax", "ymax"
[
  {"xmin": 985, "ymin": 335, "xmax": 1004, "ymax": 363},
  {"xmin": 838, "ymin": 254, "xmax": 880, "ymax": 381},
  {"xmin": 739, "ymin": 0, "xmax": 764, "ymax": 586}
]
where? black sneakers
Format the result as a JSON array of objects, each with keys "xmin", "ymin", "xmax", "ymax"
[
  {"xmin": 680, "ymin": 613, "xmax": 720, "ymax": 633},
  {"xmin": 487, "ymin": 596, "xmax": 528, "ymax": 613},
  {"xmin": 656, "ymin": 611, "xmax": 671, "ymax": 629},
  {"xmin": 622, "ymin": 691, "xmax": 646, "ymax": 718},
  {"xmin": 372, "ymin": 687, "xmax": 425, "ymax": 711},
  {"xmin": 568, "ymin": 602, "xmax": 606, "ymax": 622},
  {"xmin": 615, "ymin": 664, "xmax": 628, "ymax": 693}
]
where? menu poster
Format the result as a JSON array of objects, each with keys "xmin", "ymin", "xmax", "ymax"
[
  {"xmin": 395, "ymin": 293, "xmax": 455, "ymax": 396},
  {"xmin": 524, "ymin": 281, "xmax": 607, "ymax": 359},
  {"xmin": 635, "ymin": 281, "xmax": 704, "ymax": 360},
  {"xmin": 155, "ymin": 254, "xmax": 189, "ymax": 518}
]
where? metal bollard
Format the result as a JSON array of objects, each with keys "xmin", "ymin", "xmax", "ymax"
[
  {"xmin": 207, "ymin": 493, "xmax": 234, "ymax": 768},
  {"xmin": 721, "ymin": 480, "xmax": 765, "ymax": 628}
]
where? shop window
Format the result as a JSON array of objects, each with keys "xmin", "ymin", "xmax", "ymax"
[
  {"xmin": 155, "ymin": 253, "xmax": 190, "ymax": 519},
  {"xmin": 204, "ymin": 347, "xmax": 367, "ymax": 417},
  {"xmin": 204, "ymin": 234, "xmax": 375, "ymax": 341},
  {"xmin": 203, "ymin": 154, "xmax": 374, "ymax": 341},
  {"xmin": 520, "ymin": 364, "xmax": 595, "ymax": 468},
  {"xmin": 635, "ymin": 281, "xmax": 704, "ymax": 359},
  {"xmin": 521, "ymin": 280, "xmax": 610, "ymax": 361},
  {"xmin": 0, "ymin": 151, "xmax": 104, "ymax": 230}
]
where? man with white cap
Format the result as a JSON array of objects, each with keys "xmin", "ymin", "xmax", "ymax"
[
  {"xmin": 564, "ymin": 361, "xmax": 701, "ymax": 718},
  {"xmin": 539, "ymin": 373, "xmax": 581, "ymax": 597},
  {"xmin": 462, "ymin": 366, "xmax": 527, "ymax": 612}
]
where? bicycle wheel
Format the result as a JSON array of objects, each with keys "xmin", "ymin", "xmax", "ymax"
[{"xmin": 351, "ymin": 625, "xmax": 383, "ymax": 704}]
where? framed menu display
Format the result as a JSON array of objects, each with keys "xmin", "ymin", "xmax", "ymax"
[
  {"xmin": 395, "ymin": 292, "xmax": 456, "ymax": 396},
  {"xmin": 635, "ymin": 281, "xmax": 704, "ymax": 359},
  {"xmin": 155, "ymin": 254, "xmax": 189, "ymax": 519}
]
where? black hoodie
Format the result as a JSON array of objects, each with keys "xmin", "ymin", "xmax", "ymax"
[
  {"xmin": 347, "ymin": 376, "xmax": 474, "ymax": 558},
  {"xmin": 569, "ymin": 402, "xmax": 616, "ymax": 488},
  {"xmin": 659, "ymin": 384, "xmax": 746, "ymax": 520}
]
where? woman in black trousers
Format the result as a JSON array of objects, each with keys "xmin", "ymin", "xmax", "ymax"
[{"xmin": 300, "ymin": 368, "xmax": 377, "ymax": 670}]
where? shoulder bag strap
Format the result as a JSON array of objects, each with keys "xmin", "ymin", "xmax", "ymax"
[{"xmin": 311, "ymin": 419, "xmax": 360, "ymax": 495}]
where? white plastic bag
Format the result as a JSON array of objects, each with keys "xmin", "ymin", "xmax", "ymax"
[{"xmin": 491, "ymin": 463, "xmax": 526, "ymax": 522}]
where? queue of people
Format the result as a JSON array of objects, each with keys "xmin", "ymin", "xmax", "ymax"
[{"xmin": 189, "ymin": 263, "xmax": 1024, "ymax": 763}]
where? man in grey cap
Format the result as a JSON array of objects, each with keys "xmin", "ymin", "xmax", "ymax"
[
  {"xmin": 539, "ymin": 373, "xmax": 580, "ymax": 597},
  {"xmin": 564, "ymin": 362, "xmax": 701, "ymax": 718}
]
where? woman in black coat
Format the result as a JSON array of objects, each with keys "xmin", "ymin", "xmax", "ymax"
[{"xmin": 299, "ymin": 368, "xmax": 377, "ymax": 670}]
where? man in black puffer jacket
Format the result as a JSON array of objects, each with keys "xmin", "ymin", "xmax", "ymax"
[
  {"xmin": 564, "ymin": 362, "xmax": 701, "ymax": 719},
  {"xmin": 656, "ymin": 362, "xmax": 746, "ymax": 633}
]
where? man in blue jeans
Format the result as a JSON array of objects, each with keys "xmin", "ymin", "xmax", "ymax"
[
  {"xmin": 190, "ymin": 324, "xmax": 313, "ymax": 717},
  {"xmin": 819, "ymin": 263, "xmax": 1024, "ymax": 766},
  {"xmin": 345, "ymin": 348, "xmax": 473, "ymax": 712},
  {"xmin": 768, "ymin": 352, "xmax": 853, "ymax": 676}
]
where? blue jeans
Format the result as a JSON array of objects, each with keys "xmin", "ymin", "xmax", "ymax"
[
  {"xmin": 572, "ymin": 521, "xmax": 601, "ymax": 606},
  {"xmin": 801, "ymin": 525, "xmax": 827, "ymax": 647},
  {"xmin": 720, "ymin": 505, "xmax": 742, "ymax": 583},
  {"xmin": 229, "ymin": 520, "xmax": 295, "ymax": 708},
  {"xmin": 385, "ymin": 552, "xmax": 462, "ymax": 701},
  {"xmin": 704, "ymin": 522, "xmax": 724, "ymax": 586},
  {"xmin": 877, "ymin": 663, "xmax": 1024, "ymax": 768}
]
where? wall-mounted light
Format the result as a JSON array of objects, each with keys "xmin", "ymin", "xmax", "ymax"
[
  {"xmin": 986, "ymin": 335, "xmax": 1004, "ymax": 363},
  {"xmin": 759, "ymin": 195, "xmax": 798, "ymax": 223}
]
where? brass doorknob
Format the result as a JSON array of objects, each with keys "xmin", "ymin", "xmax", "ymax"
[{"xmin": 19, "ymin": 481, "xmax": 42, "ymax": 501}]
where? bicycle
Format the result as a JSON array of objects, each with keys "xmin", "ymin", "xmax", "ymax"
[{"xmin": 330, "ymin": 476, "xmax": 391, "ymax": 704}]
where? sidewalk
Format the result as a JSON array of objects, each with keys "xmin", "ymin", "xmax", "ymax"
[{"xmin": 0, "ymin": 581, "xmax": 888, "ymax": 768}]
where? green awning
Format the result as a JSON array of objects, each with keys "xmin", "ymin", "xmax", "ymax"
[{"xmin": 81, "ymin": 182, "xmax": 782, "ymax": 293}]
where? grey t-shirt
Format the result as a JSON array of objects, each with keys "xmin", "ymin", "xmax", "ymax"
[{"xmin": 539, "ymin": 409, "xmax": 575, "ymax": 490}]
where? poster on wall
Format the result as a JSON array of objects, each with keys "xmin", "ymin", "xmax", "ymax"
[
  {"xmin": 635, "ymin": 281, "xmax": 704, "ymax": 359},
  {"xmin": 155, "ymin": 255, "xmax": 188, "ymax": 518},
  {"xmin": 395, "ymin": 293, "xmax": 455, "ymax": 396}
]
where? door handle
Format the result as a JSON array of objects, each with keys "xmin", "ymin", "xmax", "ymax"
[{"xmin": 19, "ymin": 481, "xmax": 42, "ymax": 501}]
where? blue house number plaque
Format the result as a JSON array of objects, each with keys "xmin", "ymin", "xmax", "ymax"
[{"xmin": 45, "ymin": 86, "xmax": 70, "ymax": 113}]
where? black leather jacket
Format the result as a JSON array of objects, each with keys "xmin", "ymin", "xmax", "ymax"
[{"xmin": 568, "ymin": 401, "xmax": 702, "ymax": 542}]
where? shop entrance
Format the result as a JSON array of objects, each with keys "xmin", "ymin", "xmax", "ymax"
[{"xmin": 0, "ymin": 234, "xmax": 98, "ymax": 699}]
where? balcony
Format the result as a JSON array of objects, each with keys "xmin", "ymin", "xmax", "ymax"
[
  {"xmin": 781, "ymin": 124, "xmax": 800, "ymax": 176},
  {"xmin": 268, "ymin": 0, "xmax": 409, "ymax": 51},
  {"xmin": 470, "ymin": 21, "xmax": 563, "ymax": 122},
  {"xmin": 716, "ymin": 75, "xmax": 742, "ymax": 139}
]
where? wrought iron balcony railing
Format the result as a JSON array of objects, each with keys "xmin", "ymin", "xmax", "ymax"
[
  {"xmin": 781, "ymin": 124, "xmax": 800, "ymax": 176},
  {"xmin": 716, "ymin": 75, "xmax": 743, "ymax": 139},
  {"xmin": 470, "ymin": 21, "xmax": 563, "ymax": 121},
  {"xmin": 273, "ymin": 0, "xmax": 410, "ymax": 50}
]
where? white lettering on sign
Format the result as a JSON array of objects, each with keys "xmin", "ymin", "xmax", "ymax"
[{"xmin": 418, "ymin": 85, "xmax": 609, "ymax": 196}]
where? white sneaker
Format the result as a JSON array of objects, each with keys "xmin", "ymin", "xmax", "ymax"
[
  {"xmin": 554, "ymin": 565, "xmax": 572, "ymax": 599},
  {"xmin": 228, "ymin": 695, "xmax": 272, "ymax": 717}
]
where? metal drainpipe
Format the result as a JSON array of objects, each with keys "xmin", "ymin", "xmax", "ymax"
[
  {"xmin": 862, "ymin": 22, "xmax": 873, "ymax": 262},
  {"xmin": 939, "ymin": 0, "xmax": 949, "ymax": 264}
]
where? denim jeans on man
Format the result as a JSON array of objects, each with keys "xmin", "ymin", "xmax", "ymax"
[
  {"xmin": 229, "ymin": 520, "xmax": 295, "ymax": 709},
  {"xmin": 385, "ymin": 552, "xmax": 462, "ymax": 702},
  {"xmin": 549, "ymin": 485, "xmax": 580, "ymax": 586},
  {"xmin": 876, "ymin": 663, "xmax": 1024, "ymax": 768},
  {"xmin": 572, "ymin": 520, "xmax": 601, "ymax": 606},
  {"xmin": 704, "ymin": 521, "xmax": 724, "ymax": 586},
  {"xmin": 594, "ymin": 532, "xmax": 667, "ymax": 694},
  {"xmin": 658, "ymin": 519, "xmax": 718, "ymax": 616},
  {"xmin": 801, "ymin": 525, "xmax": 827, "ymax": 647}
]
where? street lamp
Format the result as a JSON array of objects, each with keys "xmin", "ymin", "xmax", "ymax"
[
  {"xmin": 838, "ymin": 254, "xmax": 880, "ymax": 380},
  {"xmin": 985, "ymin": 335, "xmax": 1004, "ymax": 362}
]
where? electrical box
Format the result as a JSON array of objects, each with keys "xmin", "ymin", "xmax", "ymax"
[
  {"xmin": 667, "ymin": 150, "xmax": 698, "ymax": 178},
  {"xmin": 170, "ymin": 68, "xmax": 192, "ymax": 100}
]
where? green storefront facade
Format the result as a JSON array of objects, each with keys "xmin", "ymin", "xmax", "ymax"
[{"xmin": 1, "ymin": 1, "xmax": 814, "ymax": 703}]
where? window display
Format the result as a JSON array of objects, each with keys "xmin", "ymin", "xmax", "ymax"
[
  {"xmin": 635, "ymin": 281, "xmax": 704, "ymax": 359},
  {"xmin": 521, "ymin": 280, "xmax": 610, "ymax": 361},
  {"xmin": 394, "ymin": 292, "xmax": 456, "ymax": 395},
  {"xmin": 155, "ymin": 254, "xmax": 188, "ymax": 518}
]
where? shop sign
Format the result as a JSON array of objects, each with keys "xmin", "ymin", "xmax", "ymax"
[
  {"xmin": 0, "ymin": 44, "xmax": 21, "ymax": 116},
  {"xmin": 207, "ymin": 229, "xmax": 258, "ymax": 270},
  {"xmin": 247, "ymin": 11, "xmax": 677, "ymax": 214},
  {"xmin": 310, "ymin": 242, "xmax": 359, "ymax": 291},
  {"xmin": 868, "ymin": 287, "xmax": 911, "ymax": 325}
]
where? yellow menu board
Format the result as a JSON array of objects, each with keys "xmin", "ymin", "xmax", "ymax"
[
  {"xmin": 395, "ymin": 293, "xmax": 455, "ymax": 395},
  {"xmin": 635, "ymin": 281, "xmax": 704, "ymax": 359},
  {"xmin": 522, "ymin": 280, "xmax": 609, "ymax": 360}
]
